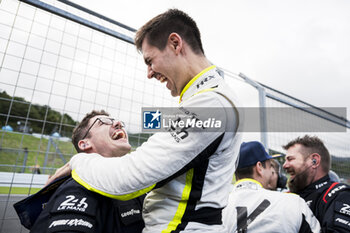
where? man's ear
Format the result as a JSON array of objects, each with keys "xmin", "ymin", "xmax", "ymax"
[
  {"xmin": 78, "ymin": 140, "xmax": 91, "ymax": 152},
  {"xmin": 255, "ymin": 162, "xmax": 264, "ymax": 177},
  {"xmin": 310, "ymin": 153, "xmax": 321, "ymax": 168},
  {"xmin": 168, "ymin": 33, "xmax": 182, "ymax": 54}
]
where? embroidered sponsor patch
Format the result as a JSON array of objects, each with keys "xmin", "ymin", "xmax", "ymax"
[
  {"xmin": 315, "ymin": 181, "xmax": 328, "ymax": 189},
  {"xmin": 334, "ymin": 214, "xmax": 350, "ymax": 231},
  {"xmin": 48, "ymin": 214, "xmax": 95, "ymax": 233},
  {"xmin": 116, "ymin": 200, "xmax": 143, "ymax": 225},
  {"xmin": 335, "ymin": 201, "xmax": 350, "ymax": 217},
  {"xmin": 327, "ymin": 185, "xmax": 346, "ymax": 199},
  {"xmin": 323, "ymin": 184, "xmax": 346, "ymax": 203},
  {"xmin": 51, "ymin": 194, "xmax": 97, "ymax": 216},
  {"xmin": 196, "ymin": 75, "xmax": 215, "ymax": 89}
]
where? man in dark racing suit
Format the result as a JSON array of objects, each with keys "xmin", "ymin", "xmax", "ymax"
[
  {"xmin": 30, "ymin": 176, "xmax": 144, "ymax": 233},
  {"xmin": 283, "ymin": 135, "xmax": 350, "ymax": 233},
  {"xmin": 15, "ymin": 110, "xmax": 144, "ymax": 233}
]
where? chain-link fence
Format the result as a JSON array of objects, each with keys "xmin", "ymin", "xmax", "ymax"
[
  {"xmin": 261, "ymin": 81, "xmax": 350, "ymax": 182},
  {"xmin": 0, "ymin": 0, "xmax": 178, "ymax": 231}
]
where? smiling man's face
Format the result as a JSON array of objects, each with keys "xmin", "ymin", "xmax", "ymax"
[
  {"xmin": 283, "ymin": 144, "xmax": 313, "ymax": 193},
  {"xmin": 84, "ymin": 115, "xmax": 131, "ymax": 157},
  {"xmin": 141, "ymin": 37, "xmax": 184, "ymax": 97}
]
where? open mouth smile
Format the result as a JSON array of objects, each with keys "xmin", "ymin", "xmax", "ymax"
[
  {"xmin": 154, "ymin": 73, "xmax": 167, "ymax": 83},
  {"xmin": 112, "ymin": 130, "xmax": 126, "ymax": 140}
]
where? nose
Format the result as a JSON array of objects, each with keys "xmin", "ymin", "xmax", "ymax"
[
  {"xmin": 113, "ymin": 120, "xmax": 123, "ymax": 129},
  {"xmin": 147, "ymin": 65, "xmax": 154, "ymax": 79},
  {"xmin": 147, "ymin": 65, "xmax": 156, "ymax": 79},
  {"xmin": 282, "ymin": 161, "xmax": 288, "ymax": 169}
]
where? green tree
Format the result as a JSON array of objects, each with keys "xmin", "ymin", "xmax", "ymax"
[{"xmin": 0, "ymin": 91, "xmax": 77, "ymax": 136}]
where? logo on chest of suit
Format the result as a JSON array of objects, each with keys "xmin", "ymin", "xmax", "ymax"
[
  {"xmin": 166, "ymin": 107, "xmax": 197, "ymax": 143},
  {"xmin": 121, "ymin": 208, "xmax": 141, "ymax": 218},
  {"xmin": 196, "ymin": 75, "xmax": 215, "ymax": 89},
  {"xmin": 328, "ymin": 185, "xmax": 346, "ymax": 198},
  {"xmin": 335, "ymin": 217, "xmax": 350, "ymax": 228},
  {"xmin": 340, "ymin": 203, "xmax": 350, "ymax": 216},
  {"xmin": 315, "ymin": 181, "xmax": 328, "ymax": 189}
]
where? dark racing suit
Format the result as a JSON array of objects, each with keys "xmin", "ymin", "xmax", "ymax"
[
  {"xmin": 298, "ymin": 175, "xmax": 350, "ymax": 233},
  {"xmin": 30, "ymin": 177, "xmax": 145, "ymax": 233}
]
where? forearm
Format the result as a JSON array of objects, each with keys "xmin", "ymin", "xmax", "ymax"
[{"xmin": 70, "ymin": 131, "xmax": 223, "ymax": 199}]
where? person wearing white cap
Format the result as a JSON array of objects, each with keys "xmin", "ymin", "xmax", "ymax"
[{"xmin": 222, "ymin": 141, "xmax": 321, "ymax": 233}]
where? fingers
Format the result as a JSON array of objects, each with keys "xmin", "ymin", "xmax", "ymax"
[{"xmin": 45, "ymin": 163, "xmax": 72, "ymax": 186}]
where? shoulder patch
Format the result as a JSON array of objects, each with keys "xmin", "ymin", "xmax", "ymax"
[
  {"xmin": 323, "ymin": 183, "xmax": 347, "ymax": 203},
  {"xmin": 51, "ymin": 194, "xmax": 97, "ymax": 217},
  {"xmin": 335, "ymin": 201, "xmax": 350, "ymax": 217}
]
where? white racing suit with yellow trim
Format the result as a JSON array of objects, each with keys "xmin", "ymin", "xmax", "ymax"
[
  {"xmin": 69, "ymin": 65, "xmax": 243, "ymax": 233},
  {"xmin": 222, "ymin": 179, "xmax": 321, "ymax": 233}
]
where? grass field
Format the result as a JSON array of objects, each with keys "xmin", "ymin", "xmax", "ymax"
[
  {"xmin": 0, "ymin": 186, "xmax": 41, "ymax": 195},
  {"xmin": 0, "ymin": 131, "xmax": 74, "ymax": 174},
  {"xmin": 0, "ymin": 131, "xmax": 150, "ymax": 174},
  {"xmin": 0, "ymin": 131, "xmax": 150, "ymax": 194}
]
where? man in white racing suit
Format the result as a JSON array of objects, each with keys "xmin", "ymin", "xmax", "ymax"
[
  {"xmin": 65, "ymin": 9, "xmax": 243, "ymax": 233},
  {"xmin": 222, "ymin": 141, "xmax": 320, "ymax": 233}
]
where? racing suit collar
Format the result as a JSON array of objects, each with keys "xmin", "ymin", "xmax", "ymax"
[
  {"xmin": 298, "ymin": 175, "xmax": 331, "ymax": 195},
  {"xmin": 179, "ymin": 65, "xmax": 218, "ymax": 103},
  {"xmin": 234, "ymin": 178, "xmax": 263, "ymax": 190}
]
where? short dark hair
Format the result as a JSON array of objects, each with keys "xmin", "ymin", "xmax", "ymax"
[
  {"xmin": 270, "ymin": 159, "xmax": 280, "ymax": 174},
  {"xmin": 283, "ymin": 135, "xmax": 331, "ymax": 173},
  {"xmin": 135, "ymin": 8, "xmax": 204, "ymax": 55},
  {"xmin": 235, "ymin": 160, "xmax": 267, "ymax": 180},
  {"xmin": 72, "ymin": 110, "xmax": 109, "ymax": 152}
]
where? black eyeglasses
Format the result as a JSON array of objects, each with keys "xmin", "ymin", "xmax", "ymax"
[{"xmin": 82, "ymin": 117, "xmax": 125, "ymax": 140}]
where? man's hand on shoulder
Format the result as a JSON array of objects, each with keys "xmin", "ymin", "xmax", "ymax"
[{"xmin": 46, "ymin": 163, "xmax": 72, "ymax": 186}]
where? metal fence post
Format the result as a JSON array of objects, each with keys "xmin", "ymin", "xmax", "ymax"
[
  {"xmin": 257, "ymin": 86, "xmax": 268, "ymax": 149},
  {"xmin": 238, "ymin": 73, "xmax": 268, "ymax": 150},
  {"xmin": 43, "ymin": 137, "xmax": 51, "ymax": 174},
  {"xmin": 21, "ymin": 147, "xmax": 28, "ymax": 173}
]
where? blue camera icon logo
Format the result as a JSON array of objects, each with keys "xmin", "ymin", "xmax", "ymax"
[{"xmin": 143, "ymin": 110, "xmax": 161, "ymax": 129}]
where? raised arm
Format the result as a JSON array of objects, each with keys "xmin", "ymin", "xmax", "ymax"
[{"xmin": 70, "ymin": 92, "xmax": 237, "ymax": 200}]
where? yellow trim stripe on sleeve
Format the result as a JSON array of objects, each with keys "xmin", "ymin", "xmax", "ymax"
[
  {"xmin": 162, "ymin": 169, "xmax": 194, "ymax": 233},
  {"xmin": 179, "ymin": 65, "xmax": 216, "ymax": 103},
  {"xmin": 72, "ymin": 169, "xmax": 156, "ymax": 201}
]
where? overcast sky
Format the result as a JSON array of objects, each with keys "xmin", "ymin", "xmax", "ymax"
[{"xmin": 72, "ymin": 0, "xmax": 350, "ymax": 119}]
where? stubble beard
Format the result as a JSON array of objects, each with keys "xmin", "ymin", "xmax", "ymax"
[{"xmin": 287, "ymin": 170, "xmax": 310, "ymax": 193}]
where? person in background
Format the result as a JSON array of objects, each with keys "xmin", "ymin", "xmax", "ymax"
[
  {"xmin": 269, "ymin": 157, "xmax": 288, "ymax": 191},
  {"xmin": 283, "ymin": 135, "xmax": 350, "ymax": 232},
  {"xmin": 223, "ymin": 141, "xmax": 320, "ymax": 233},
  {"xmin": 31, "ymin": 164, "xmax": 41, "ymax": 174},
  {"xmin": 328, "ymin": 170, "xmax": 340, "ymax": 182}
]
